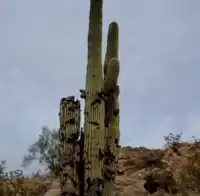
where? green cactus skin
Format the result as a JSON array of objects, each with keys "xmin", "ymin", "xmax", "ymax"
[
  {"xmin": 103, "ymin": 22, "xmax": 119, "ymax": 129},
  {"xmin": 103, "ymin": 58, "xmax": 120, "ymax": 128},
  {"xmin": 103, "ymin": 22, "xmax": 119, "ymax": 77},
  {"xmin": 59, "ymin": 97, "xmax": 81, "ymax": 196},
  {"xmin": 103, "ymin": 58, "xmax": 119, "ymax": 95},
  {"xmin": 102, "ymin": 22, "xmax": 120, "ymax": 196},
  {"xmin": 83, "ymin": 0, "xmax": 105, "ymax": 194},
  {"xmin": 102, "ymin": 60, "xmax": 120, "ymax": 196}
]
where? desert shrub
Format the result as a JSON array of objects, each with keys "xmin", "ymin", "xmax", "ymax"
[
  {"xmin": 138, "ymin": 150, "xmax": 165, "ymax": 169},
  {"xmin": 0, "ymin": 160, "xmax": 7, "ymax": 181},
  {"xmin": 163, "ymin": 132, "xmax": 184, "ymax": 157},
  {"xmin": 0, "ymin": 126, "xmax": 59, "ymax": 195},
  {"xmin": 0, "ymin": 160, "xmax": 52, "ymax": 196},
  {"xmin": 178, "ymin": 137, "xmax": 200, "ymax": 192},
  {"xmin": 164, "ymin": 132, "xmax": 182, "ymax": 148},
  {"xmin": 144, "ymin": 170, "xmax": 179, "ymax": 194},
  {"xmin": 0, "ymin": 126, "xmax": 60, "ymax": 195},
  {"xmin": 21, "ymin": 126, "xmax": 60, "ymax": 177},
  {"xmin": 164, "ymin": 133, "xmax": 200, "ymax": 192}
]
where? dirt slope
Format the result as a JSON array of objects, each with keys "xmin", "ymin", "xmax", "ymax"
[{"xmin": 44, "ymin": 143, "xmax": 200, "ymax": 196}]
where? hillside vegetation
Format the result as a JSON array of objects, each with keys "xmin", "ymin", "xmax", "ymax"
[{"xmin": 1, "ymin": 132, "xmax": 200, "ymax": 196}]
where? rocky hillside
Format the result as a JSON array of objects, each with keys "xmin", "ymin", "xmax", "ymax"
[{"xmin": 44, "ymin": 142, "xmax": 200, "ymax": 196}]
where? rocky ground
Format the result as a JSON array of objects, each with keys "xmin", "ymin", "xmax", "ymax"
[{"xmin": 44, "ymin": 141, "xmax": 200, "ymax": 196}]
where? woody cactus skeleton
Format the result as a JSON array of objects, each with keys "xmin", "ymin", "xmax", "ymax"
[{"xmin": 58, "ymin": 0, "xmax": 120, "ymax": 195}]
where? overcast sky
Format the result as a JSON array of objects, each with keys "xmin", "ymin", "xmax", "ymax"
[{"xmin": 0, "ymin": 0, "xmax": 200, "ymax": 171}]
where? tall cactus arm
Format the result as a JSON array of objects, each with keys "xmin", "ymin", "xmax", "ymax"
[
  {"xmin": 102, "ymin": 22, "xmax": 120, "ymax": 196},
  {"xmin": 83, "ymin": 0, "xmax": 105, "ymax": 195},
  {"xmin": 104, "ymin": 22, "xmax": 119, "ymax": 77},
  {"xmin": 104, "ymin": 58, "xmax": 120, "ymax": 127}
]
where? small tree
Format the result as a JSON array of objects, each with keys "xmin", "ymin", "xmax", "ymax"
[
  {"xmin": 21, "ymin": 126, "xmax": 60, "ymax": 176},
  {"xmin": 0, "ymin": 160, "xmax": 7, "ymax": 182},
  {"xmin": 0, "ymin": 160, "xmax": 24, "ymax": 181},
  {"xmin": 164, "ymin": 133, "xmax": 182, "ymax": 148}
]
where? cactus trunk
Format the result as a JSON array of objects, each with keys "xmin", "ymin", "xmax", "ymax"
[
  {"xmin": 83, "ymin": 0, "xmax": 105, "ymax": 194},
  {"xmin": 59, "ymin": 97, "xmax": 81, "ymax": 195},
  {"xmin": 59, "ymin": 1, "xmax": 120, "ymax": 196}
]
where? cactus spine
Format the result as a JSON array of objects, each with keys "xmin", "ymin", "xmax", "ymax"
[
  {"xmin": 58, "ymin": 1, "xmax": 120, "ymax": 196},
  {"xmin": 59, "ymin": 97, "xmax": 81, "ymax": 195}
]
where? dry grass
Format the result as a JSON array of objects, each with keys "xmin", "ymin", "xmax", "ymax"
[{"xmin": 0, "ymin": 174, "xmax": 52, "ymax": 196}]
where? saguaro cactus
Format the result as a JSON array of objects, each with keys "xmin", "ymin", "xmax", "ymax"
[
  {"xmin": 83, "ymin": 0, "xmax": 105, "ymax": 194},
  {"xmin": 59, "ymin": 96, "xmax": 81, "ymax": 195},
  {"xmin": 58, "ymin": 1, "xmax": 120, "ymax": 196},
  {"xmin": 102, "ymin": 22, "xmax": 120, "ymax": 196}
]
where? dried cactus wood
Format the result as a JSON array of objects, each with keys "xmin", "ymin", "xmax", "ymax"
[
  {"xmin": 102, "ymin": 22, "xmax": 120, "ymax": 196},
  {"xmin": 59, "ymin": 97, "xmax": 81, "ymax": 196},
  {"xmin": 83, "ymin": 0, "xmax": 105, "ymax": 195}
]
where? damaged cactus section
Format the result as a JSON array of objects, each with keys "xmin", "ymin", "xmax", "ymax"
[
  {"xmin": 102, "ymin": 22, "xmax": 120, "ymax": 196},
  {"xmin": 59, "ymin": 97, "xmax": 81, "ymax": 195},
  {"xmin": 58, "ymin": 0, "xmax": 120, "ymax": 195}
]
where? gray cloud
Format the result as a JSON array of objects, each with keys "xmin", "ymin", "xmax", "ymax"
[{"xmin": 0, "ymin": 0, "xmax": 200, "ymax": 171}]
